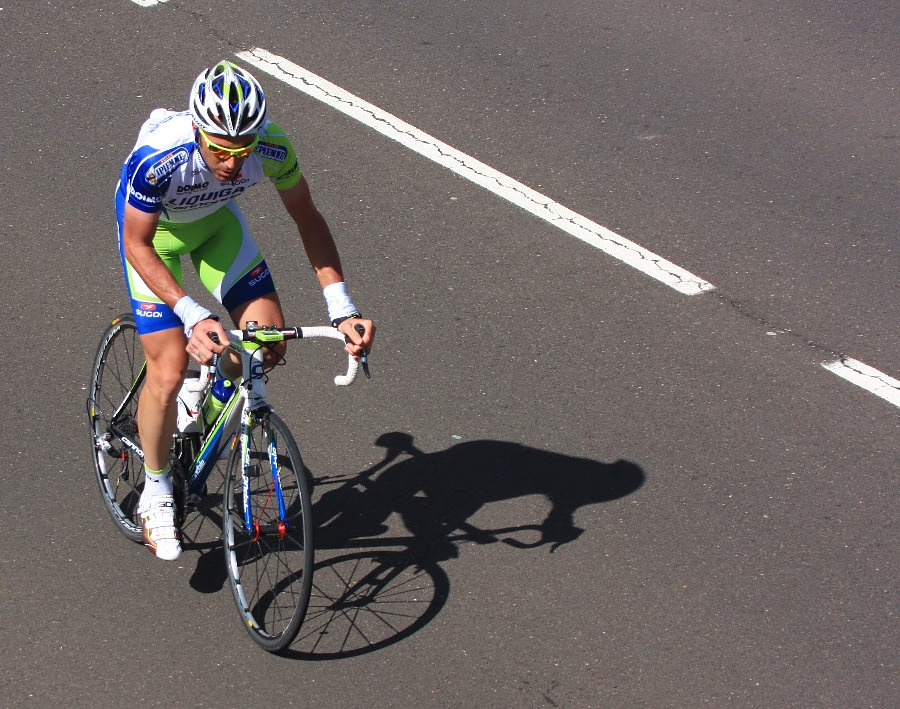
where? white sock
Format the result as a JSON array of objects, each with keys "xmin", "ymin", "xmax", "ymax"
[{"xmin": 142, "ymin": 466, "xmax": 173, "ymax": 498}]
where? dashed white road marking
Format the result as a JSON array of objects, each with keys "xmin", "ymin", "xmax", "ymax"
[
  {"xmin": 236, "ymin": 48, "xmax": 715, "ymax": 296},
  {"xmin": 822, "ymin": 359, "xmax": 900, "ymax": 408},
  {"xmin": 129, "ymin": 0, "xmax": 167, "ymax": 6}
]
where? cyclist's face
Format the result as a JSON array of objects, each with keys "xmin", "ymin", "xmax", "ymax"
[{"xmin": 195, "ymin": 128, "xmax": 257, "ymax": 182}]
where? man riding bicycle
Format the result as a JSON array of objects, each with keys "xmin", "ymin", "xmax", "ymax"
[{"xmin": 116, "ymin": 60, "xmax": 375, "ymax": 561}]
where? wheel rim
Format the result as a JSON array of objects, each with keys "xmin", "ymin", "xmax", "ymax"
[
  {"xmin": 88, "ymin": 317, "xmax": 145, "ymax": 539},
  {"xmin": 223, "ymin": 413, "xmax": 313, "ymax": 650}
]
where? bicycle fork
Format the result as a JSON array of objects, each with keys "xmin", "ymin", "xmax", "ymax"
[{"xmin": 240, "ymin": 410, "xmax": 290, "ymax": 541}]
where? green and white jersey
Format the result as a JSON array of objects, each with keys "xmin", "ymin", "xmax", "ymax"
[{"xmin": 117, "ymin": 109, "xmax": 302, "ymax": 223}]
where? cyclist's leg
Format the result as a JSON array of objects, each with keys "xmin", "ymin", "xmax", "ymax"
[
  {"xmin": 135, "ymin": 327, "xmax": 188, "ymax": 560},
  {"xmin": 191, "ymin": 202, "xmax": 286, "ymax": 368},
  {"xmin": 230, "ymin": 292, "xmax": 285, "ymax": 329},
  {"xmin": 137, "ymin": 327, "xmax": 188, "ymax": 471},
  {"xmin": 229, "ymin": 293, "xmax": 288, "ymax": 367},
  {"xmin": 117, "ymin": 214, "xmax": 190, "ymax": 472},
  {"xmin": 117, "ymin": 210, "xmax": 193, "ymax": 559}
]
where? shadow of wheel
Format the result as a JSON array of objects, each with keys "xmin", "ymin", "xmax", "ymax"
[{"xmin": 284, "ymin": 550, "xmax": 449, "ymax": 660}]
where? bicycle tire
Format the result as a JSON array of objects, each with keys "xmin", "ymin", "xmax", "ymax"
[
  {"xmin": 87, "ymin": 314, "xmax": 145, "ymax": 542},
  {"xmin": 222, "ymin": 410, "xmax": 315, "ymax": 652}
]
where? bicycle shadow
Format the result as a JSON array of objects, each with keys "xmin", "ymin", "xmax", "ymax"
[
  {"xmin": 285, "ymin": 432, "xmax": 645, "ymax": 660},
  {"xmin": 180, "ymin": 487, "xmax": 228, "ymax": 594}
]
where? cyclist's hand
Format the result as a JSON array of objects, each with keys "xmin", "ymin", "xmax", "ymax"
[
  {"xmin": 187, "ymin": 317, "xmax": 229, "ymax": 364},
  {"xmin": 337, "ymin": 317, "xmax": 375, "ymax": 359}
]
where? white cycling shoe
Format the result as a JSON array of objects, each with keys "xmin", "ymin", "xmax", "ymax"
[{"xmin": 137, "ymin": 494, "xmax": 182, "ymax": 561}]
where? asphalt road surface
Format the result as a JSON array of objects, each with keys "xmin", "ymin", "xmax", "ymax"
[{"xmin": 1, "ymin": 1, "xmax": 896, "ymax": 706}]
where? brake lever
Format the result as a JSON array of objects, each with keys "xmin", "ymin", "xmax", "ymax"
[{"xmin": 352, "ymin": 323, "xmax": 371, "ymax": 379}]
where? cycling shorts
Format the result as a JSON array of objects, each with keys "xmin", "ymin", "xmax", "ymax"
[{"xmin": 116, "ymin": 196, "xmax": 276, "ymax": 335}]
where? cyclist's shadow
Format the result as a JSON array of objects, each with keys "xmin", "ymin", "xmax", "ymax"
[
  {"xmin": 316, "ymin": 432, "xmax": 645, "ymax": 557},
  {"xmin": 286, "ymin": 432, "xmax": 645, "ymax": 659}
]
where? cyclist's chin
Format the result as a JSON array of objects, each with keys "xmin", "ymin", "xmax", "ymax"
[{"xmin": 216, "ymin": 169, "xmax": 240, "ymax": 182}]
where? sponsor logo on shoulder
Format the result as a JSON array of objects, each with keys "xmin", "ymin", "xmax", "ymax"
[
  {"xmin": 257, "ymin": 142, "xmax": 288, "ymax": 162},
  {"xmin": 280, "ymin": 161, "xmax": 300, "ymax": 181},
  {"xmin": 146, "ymin": 147, "xmax": 190, "ymax": 184},
  {"xmin": 127, "ymin": 182, "xmax": 160, "ymax": 205}
]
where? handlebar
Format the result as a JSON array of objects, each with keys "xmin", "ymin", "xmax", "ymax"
[{"xmin": 213, "ymin": 322, "xmax": 361, "ymax": 386}]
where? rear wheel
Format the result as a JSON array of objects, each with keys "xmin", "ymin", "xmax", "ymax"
[
  {"xmin": 223, "ymin": 410, "xmax": 315, "ymax": 652},
  {"xmin": 87, "ymin": 314, "xmax": 145, "ymax": 542}
]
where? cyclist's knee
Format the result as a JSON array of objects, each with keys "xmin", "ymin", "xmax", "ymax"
[
  {"xmin": 144, "ymin": 350, "xmax": 188, "ymax": 400},
  {"xmin": 230, "ymin": 293, "xmax": 284, "ymax": 332},
  {"xmin": 262, "ymin": 342, "xmax": 287, "ymax": 369},
  {"xmin": 147, "ymin": 367, "xmax": 185, "ymax": 400}
]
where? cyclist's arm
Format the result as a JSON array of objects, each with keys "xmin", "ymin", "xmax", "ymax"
[
  {"xmin": 277, "ymin": 176, "xmax": 375, "ymax": 353},
  {"xmin": 121, "ymin": 204, "xmax": 186, "ymax": 308},
  {"xmin": 121, "ymin": 204, "xmax": 227, "ymax": 355},
  {"xmin": 278, "ymin": 175, "xmax": 346, "ymax": 289}
]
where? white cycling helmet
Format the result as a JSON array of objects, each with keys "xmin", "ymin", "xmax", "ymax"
[{"xmin": 189, "ymin": 60, "xmax": 267, "ymax": 137}]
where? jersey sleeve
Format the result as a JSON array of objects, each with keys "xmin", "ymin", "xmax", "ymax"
[
  {"xmin": 122, "ymin": 145, "xmax": 166, "ymax": 213},
  {"xmin": 256, "ymin": 121, "xmax": 303, "ymax": 191}
]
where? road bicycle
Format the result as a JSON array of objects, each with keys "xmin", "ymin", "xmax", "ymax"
[{"xmin": 86, "ymin": 313, "xmax": 360, "ymax": 652}]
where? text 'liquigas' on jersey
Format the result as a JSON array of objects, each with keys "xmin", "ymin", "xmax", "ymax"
[{"xmin": 117, "ymin": 109, "xmax": 302, "ymax": 223}]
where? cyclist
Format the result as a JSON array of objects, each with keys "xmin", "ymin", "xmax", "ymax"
[{"xmin": 116, "ymin": 60, "xmax": 375, "ymax": 561}]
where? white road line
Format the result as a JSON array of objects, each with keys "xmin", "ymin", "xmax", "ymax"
[
  {"xmin": 130, "ymin": 0, "xmax": 167, "ymax": 6},
  {"xmin": 235, "ymin": 48, "xmax": 899, "ymax": 409},
  {"xmin": 822, "ymin": 359, "xmax": 900, "ymax": 408},
  {"xmin": 236, "ymin": 48, "xmax": 715, "ymax": 296}
]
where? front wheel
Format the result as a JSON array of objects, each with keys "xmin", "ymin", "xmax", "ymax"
[
  {"xmin": 87, "ymin": 314, "xmax": 145, "ymax": 542},
  {"xmin": 222, "ymin": 410, "xmax": 315, "ymax": 652}
]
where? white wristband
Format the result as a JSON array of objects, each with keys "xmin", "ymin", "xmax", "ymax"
[
  {"xmin": 173, "ymin": 295, "xmax": 213, "ymax": 338},
  {"xmin": 323, "ymin": 281, "xmax": 358, "ymax": 322}
]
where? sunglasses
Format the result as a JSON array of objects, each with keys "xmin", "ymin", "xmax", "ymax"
[{"xmin": 196, "ymin": 128, "xmax": 259, "ymax": 159}]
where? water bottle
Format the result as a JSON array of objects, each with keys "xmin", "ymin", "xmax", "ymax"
[
  {"xmin": 202, "ymin": 376, "xmax": 234, "ymax": 426},
  {"xmin": 175, "ymin": 370, "xmax": 206, "ymax": 434}
]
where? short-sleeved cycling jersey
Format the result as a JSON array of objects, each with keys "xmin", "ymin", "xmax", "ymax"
[
  {"xmin": 115, "ymin": 109, "xmax": 303, "ymax": 334},
  {"xmin": 117, "ymin": 109, "xmax": 302, "ymax": 221}
]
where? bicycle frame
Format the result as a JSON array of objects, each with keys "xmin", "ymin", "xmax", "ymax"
[
  {"xmin": 89, "ymin": 314, "xmax": 363, "ymax": 651},
  {"xmin": 108, "ymin": 322, "xmax": 358, "ymax": 531},
  {"xmin": 186, "ymin": 323, "xmax": 357, "ymax": 493}
]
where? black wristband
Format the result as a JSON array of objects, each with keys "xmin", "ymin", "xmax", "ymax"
[{"xmin": 331, "ymin": 312, "xmax": 362, "ymax": 328}]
